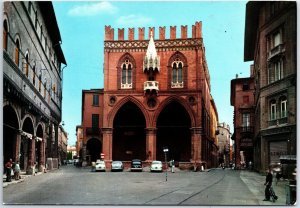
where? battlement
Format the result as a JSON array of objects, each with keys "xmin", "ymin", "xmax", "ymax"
[{"xmin": 105, "ymin": 21, "xmax": 202, "ymax": 41}]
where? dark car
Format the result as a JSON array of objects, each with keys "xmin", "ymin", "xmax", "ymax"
[{"xmin": 131, "ymin": 159, "xmax": 143, "ymax": 172}]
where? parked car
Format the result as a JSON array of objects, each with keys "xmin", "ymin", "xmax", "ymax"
[
  {"xmin": 95, "ymin": 160, "xmax": 106, "ymax": 171},
  {"xmin": 131, "ymin": 159, "xmax": 143, "ymax": 172},
  {"xmin": 111, "ymin": 161, "xmax": 123, "ymax": 172},
  {"xmin": 150, "ymin": 160, "xmax": 163, "ymax": 172}
]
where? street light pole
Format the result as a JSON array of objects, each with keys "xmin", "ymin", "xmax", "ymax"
[{"xmin": 163, "ymin": 147, "xmax": 169, "ymax": 182}]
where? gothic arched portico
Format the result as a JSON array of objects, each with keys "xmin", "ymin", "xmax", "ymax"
[
  {"xmin": 3, "ymin": 105, "xmax": 20, "ymax": 166},
  {"xmin": 112, "ymin": 101, "xmax": 146, "ymax": 161},
  {"xmin": 156, "ymin": 100, "xmax": 192, "ymax": 162},
  {"xmin": 21, "ymin": 116, "xmax": 35, "ymax": 173},
  {"xmin": 86, "ymin": 138, "xmax": 102, "ymax": 164}
]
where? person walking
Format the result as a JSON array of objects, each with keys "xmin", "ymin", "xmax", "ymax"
[
  {"xmin": 171, "ymin": 160, "xmax": 175, "ymax": 173},
  {"xmin": 5, "ymin": 159, "xmax": 13, "ymax": 182},
  {"xmin": 263, "ymin": 169, "xmax": 273, "ymax": 201},
  {"xmin": 14, "ymin": 161, "xmax": 20, "ymax": 180}
]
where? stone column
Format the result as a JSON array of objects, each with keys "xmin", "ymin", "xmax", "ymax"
[
  {"xmin": 146, "ymin": 128, "xmax": 157, "ymax": 161},
  {"xmin": 102, "ymin": 128, "xmax": 113, "ymax": 161},
  {"xmin": 191, "ymin": 127, "xmax": 202, "ymax": 163},
  {"xmin": 27, "ymin": 138, "xmax": 35, "ymax": 174},
  {"xmin": 39, "ymin": 139, "xmax": 45, "ymax": 172},
  {"xmin": 15, "ymin": 132, "xmax": 21, "ymax": 163}
]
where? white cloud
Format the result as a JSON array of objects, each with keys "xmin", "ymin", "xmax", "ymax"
[
  {"xmin": 68, "ymin": 1, "xmax": 118, "ymax": 17},
  {"xmin": 117, "ymin": 14, "xmax": 153, "ymax": 26}
]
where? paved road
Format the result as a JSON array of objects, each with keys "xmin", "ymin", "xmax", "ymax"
[{"xmin": 3, "ymin": 165, "xmax": 287, "ymax": 205}]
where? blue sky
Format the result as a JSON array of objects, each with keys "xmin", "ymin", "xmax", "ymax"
[{"xmin": 53, "ymin": 1, "xmax": 252, "ymax": 146}]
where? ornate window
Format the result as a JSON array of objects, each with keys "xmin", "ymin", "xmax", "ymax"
[
  {"xmin": 3, "ymin": 19, "xmax": 8, "ymax": 51},
  {"xmin": 15, "ymin": 38, "xmax": 20, "ymax": 67},
  {"xmin": 171, "ymin": 59, "xmax": 184, "ymax": 88},
  {"xmin": 268, "ymin": 59, "xmax": 284, "ymax": 83},
  {"xmin": 168, "ymin": 52, "xmax": 187, "ymax": 89},
  {"xmin": 25, "ymin": 52, "xmax": 29, "ymax": 77},
  {"xmin": 121, "ymin": 59, "xmax": 132, "ymax": 89}
]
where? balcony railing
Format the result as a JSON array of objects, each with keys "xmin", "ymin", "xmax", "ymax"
[
  {"xmin": 239, "ymin": 126, "xmax": 254, "ymax": 133},
  {"xmin": 86, "ymin": 127, "xmax": 101, "ymax": 135},
  {"xmin": 268, "ymin": 117, "xmax": 288, "ymax": 126},
  {"xmin": 268, "ymin": 43, "xmax": 285, "ymax": 61},
  {"xmin": 144, "ymin": 81, "xmax": 159, "ymax": 92}
]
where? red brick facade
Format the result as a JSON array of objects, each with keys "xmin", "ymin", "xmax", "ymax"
[{"xmin": 80, "ymin": 22, "xmax": 218, "ymax": 170}]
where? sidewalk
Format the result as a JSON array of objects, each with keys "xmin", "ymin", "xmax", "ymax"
[
  {"xmin": 3, "ymin": 171, "xmax": 43, "ymax": 188},
  {"xmin": 240, "ymin": 170, "xmax": 290, "ymax": 205}
]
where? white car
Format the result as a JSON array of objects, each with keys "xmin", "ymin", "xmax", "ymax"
[
  {"xmin": 111, "ymin": 161, "xmax": 124, "ymax": 172},
  {"xmin": 95, "ymin": 160, "xmax": 106, "ymax": 171},
  {"xmin": 150, "ymin": 160, "xmax": 163, "ymax": 172}
]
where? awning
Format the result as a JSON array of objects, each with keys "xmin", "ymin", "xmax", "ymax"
[
  {"xmin": 36, "ymin": 137, "xmax": 43, "ymax": 141},
  {"xmin": 21, "ymin": 131, "xmax": 33, "ymax": 139}
]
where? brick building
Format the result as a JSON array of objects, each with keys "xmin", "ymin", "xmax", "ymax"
[
  {"xmin": 79, "ymin": 22, "xmax": 219, "ymax": 169},
  {"xmin": 230, "ymin": 68, "xmax": 255, "ymax": 169},
  {"xmin": 216, "ymin": 122, "xmax": 231, "ymax": 167},
  {"xmin": 244, "ymin": 2, "xmax": 296, "ymax": 176},
  {"xmin": 3, "ymin": 2, "xmax": 66, "ymax": 173}
]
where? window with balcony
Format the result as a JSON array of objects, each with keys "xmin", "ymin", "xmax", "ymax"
[
  {"xmin": 171, "ymin": 59, "xmax": 184, "ymax": 88},
  {"xmin": 121, "ymin": 59, "xmax": 132, "ymax": 89},
  {"xmin": 242, "ymin": 113, "xmax": 250, "ymax": 127},
  {"xmin": 93, "ymin": 94, "xmax": 99, "ymax": 106},
  {"xmin": 270, "ymin": 100, "xmax": 277, "ymax": 120},
  {"xmin": 268, "ymin": 59, "xmax": 284, "ymax": 83}
]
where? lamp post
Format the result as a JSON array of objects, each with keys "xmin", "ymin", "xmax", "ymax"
[{"xmin": 163, "ymin": 147, "xmax": 169, "ymax": 182}]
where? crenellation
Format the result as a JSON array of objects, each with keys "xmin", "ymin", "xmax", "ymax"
[
  {"xmin": 138, "ymin": 27, "xmax": 145, "ymax": 40},
  {"xmin": 118, "ymin": 28, "xmax": 124, "ymax": 40},
  {"xmin": 170, "ymin": 26, "xmax": 176, "ymax": 39},
  {"xmin": 181, "ymin": 25, "xmax": 187, "ymax": 39},
  {"xmin": 159, "ymin": 26, "xmax": 166, "ymax": 40},
  {"xmin": 148, "ymin": 27, "xmax": 155, "ymax": 39},
  {"xmin": 128, "ymin": 28, "xmax": 134, "ymax": 40},
  {"xmin": 105, "ymin": 25, "xmax": 114, "ymax": 41},
  {"xmin": 106, "ymin": 21, "xmax": 203, "ymax": 41}
]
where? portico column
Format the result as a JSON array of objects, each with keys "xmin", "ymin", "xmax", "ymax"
[
  {"xmin": 191, "ymin": 127, "xmax": 202, "ymax": 163},
  {"xmin": 146, "ymin": 128, "xmax": 157, "ymax": 161},
  {"xmin": 102, "ymin": 128, "xmax": 113, "ymax": 161},
  {"xmin": 39, "ymin": 139, "xmax": 45, "ymax": 172},
  {"xmin": 15, "ymin": 132, "xmax": 21, "ymax": 162},
  {"xmin": 27, "ymin": 137, "xmax": 35, "ymax": 174},
  {"xmin": 81, "ymin": 144, "xmax": 87, "ymax": 166}
]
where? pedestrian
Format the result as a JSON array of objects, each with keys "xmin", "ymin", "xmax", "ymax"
[
  {"xmin": 14, "ymin": 161, "xmax": 20, "ymax": 180},
  {"xmin": 5, "ymin": 159, "xmax": 13, "ymax": 182},
  {"xmin": 263, "ymin": 169, "xmax": 273, "ymax": 201},
  {"xmin": 249, "ymin": 161, "xmax": 252, "ymax": 170},
  {"xmin": 171, "ymin": 160, "xmax": 175, "ymax": 173},
  {"xmin": 91, "ymin": 161, "xmax": 96, "ymax": 172}
]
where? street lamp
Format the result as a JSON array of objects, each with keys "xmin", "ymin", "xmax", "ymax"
[{"xmin": 163, "ymin": 147, "xmax": 169, "ymax": 182}]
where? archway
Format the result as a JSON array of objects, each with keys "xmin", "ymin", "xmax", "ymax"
[
  {"xmin": 156, "ymin": 101, "xmax": 191, "ymax": 162},
  {"xmin": 3, "ymin": 105, "xmax": 19, "ymax": 165},
  {"xmin": 113, "ymin": 101, "xmax": 146, "ymax": 161},
  {"xmin": 21, "ymin": 117, "xmax": 34, "ymax": 171},
  {"xmin": 86, "ymin": 138, "xmax": 102, "ymax": 163}
]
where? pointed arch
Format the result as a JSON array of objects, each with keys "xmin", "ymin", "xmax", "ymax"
[
  {"xmin": 153, "ymin": 96, "xmax": 196, "ymax": 127},
  {"xmin": 168, "ymin": 51, "xmax": 188, "ymax": 89},
  {"xmin": 3, "ymin": 13, "xmax": 9, "ymax": 51},
  {"xmin": 117, "ymin": 53, "xmax": 136, "ymax": 90},
  {"xmin": 14, "ymin": 35, "xmax": 21, "ymax": 67},
  {"xmin": 108, "ymin": 96, "xmax": 150, "ymax": 127}
]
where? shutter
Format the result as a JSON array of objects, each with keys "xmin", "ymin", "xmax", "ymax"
[{"xmin": 269, "ymin": 141, "xmax": 287, "ymax": 164}]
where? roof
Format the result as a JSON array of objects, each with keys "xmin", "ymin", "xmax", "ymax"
[
  {"xmin": 38, "ymin": 2, "xmax": 66, "ymax": 65},
  {"xmin": 244, "ymin": 1, "xmax": 261, "ymax": 62}
]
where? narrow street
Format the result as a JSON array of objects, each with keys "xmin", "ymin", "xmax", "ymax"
[{"xmin": 3, "ymin": 165, "xmax": 288, "ymax": 205}]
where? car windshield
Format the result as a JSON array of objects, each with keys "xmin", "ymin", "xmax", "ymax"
[
  {"xmin": 132, "ymin": 162, "xmax": 141, "ymax": 165},
  {"xmin": 113, "ymin": 161, "xmax": 122, "ymax": 164},
  {"xmin": 152, "ymin": 161, "xmax": 161, "ymax": 164},
  {"xmin": 96, "ymin": 161, "xmax": 104, "ymax": 164}
]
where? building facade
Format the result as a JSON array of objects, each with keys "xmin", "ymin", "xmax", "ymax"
[
  {"xmin": 78, "ymin": 22, "xmax": 219, "ymax": 169},
  {"xmin": 58, "ymin": 124, "xmax": 68, "ymax": 164},
  {"xmin": 230, "ymin": 69, "xmax": 255, "ymax": 169},
  {"xmin": 244, "ymin": 2, "xmax": 296, "ymax": 176},
  {"xmin": 3, "ymin": 2, "xmax": 66, "ymax": 173},
  {"xmin": 216, "ymin": 122, "xmax": 231, "ymax": 167}
]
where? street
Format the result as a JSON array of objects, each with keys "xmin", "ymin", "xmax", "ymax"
[{"xmin": 3, "ymin": 165, "xmax": 287, "ymax": 205}]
